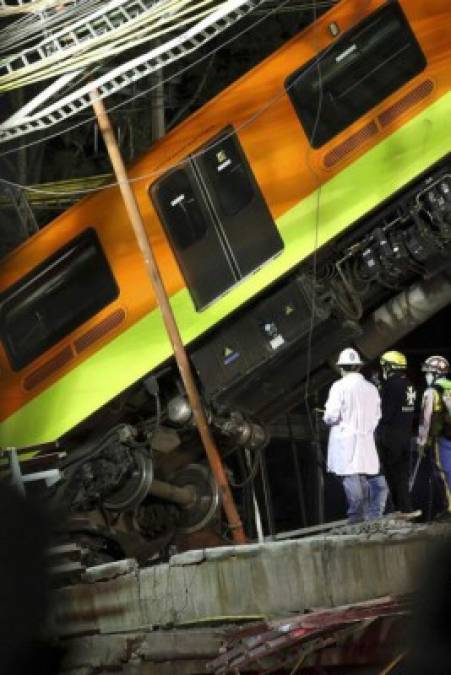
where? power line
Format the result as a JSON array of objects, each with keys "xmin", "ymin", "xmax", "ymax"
[
  {"xmin": 0, "ymin": 0, "xmax": 215, "ymax": 89},
  {"xmin": 0, "ymin": 0, "xmax": 270, "ymax": 141},
  {"xmin": 0, "ymin": 0, "xmax": 284, "ymax": 158}
]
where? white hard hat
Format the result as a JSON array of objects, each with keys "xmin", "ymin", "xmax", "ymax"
[
  {"xmin": 422, "ymin": 355, "xmax": 449, "ymax": 375},
  {"xmin": 336, "ymin": 347, "xmax": 363, "ymax": 367}
]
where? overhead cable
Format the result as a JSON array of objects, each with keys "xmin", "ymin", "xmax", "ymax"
[
  {"xmin": 0, "ymin": 0, "xmax": 108, "ymax": 51},
  {"xmin": 0, "ymin": 0, "xmax": 334, "ymax": 159},
  {"xmin": 0, "ymin": 0, "xmax": 213, "ymax": 89},
  {"xmin": 0, "ymin": 0, "xmax": 76, "ymax": 16},
  {"xmin": 0, "ymin": 0, "xmax": 270, "ymax": 143}
]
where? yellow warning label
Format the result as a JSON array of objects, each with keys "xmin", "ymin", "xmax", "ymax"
[
  {"xmin": 224, "ymin": 346, "xmax": 234, "ymax": 357},
  {"xmin": 284, "ymin": 304, "xmax": 295, "ymax": 315}
]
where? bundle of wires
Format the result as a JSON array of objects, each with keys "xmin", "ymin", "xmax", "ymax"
[{"xmin": 0, "ymin": 0, "xmax": 223, "ymax": 91}]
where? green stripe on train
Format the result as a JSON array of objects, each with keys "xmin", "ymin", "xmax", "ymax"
[{"xmin": 1, "ymin": 93, "xmax": 450, "ymax": 448}]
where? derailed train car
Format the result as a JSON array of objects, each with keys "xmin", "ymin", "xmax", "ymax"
[{"xmin": 0, "ymin": 0, "xmax": 450, "ymax": 550}]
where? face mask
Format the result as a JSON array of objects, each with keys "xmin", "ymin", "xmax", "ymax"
[{"xmin": 425, "ymin": 372, "xmax": 435, "ymax": 386}]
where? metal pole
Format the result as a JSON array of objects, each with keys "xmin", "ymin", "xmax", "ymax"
[
  {"xmin": 244, "ymin": 448, "xmax": 264, "ymax": 543},
  {"xmin": 311, "ymin": 437, "xmax": 325, "ymax": 526},
  {"xmin": 288, "ymin": 416, "xmax": 308, "ymax": 528},
  {"xmin": 90, "ymin": 90, "xmax": 246, "ymax": 544},
  {"xmin": 8, "ymin": 448, "xmax": 25, "ymax": 496},
  {"xmin": 259, "ymin": 445, "xmax": 275, "ymax": 539}
]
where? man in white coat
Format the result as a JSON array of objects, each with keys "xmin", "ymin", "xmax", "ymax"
[{"xmin": 323, "ymin": 347, "xmax": 381, "ymax": 524}]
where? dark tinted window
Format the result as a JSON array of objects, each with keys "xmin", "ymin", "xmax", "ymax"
[
  {"xmin": 154, "ymin": 168, "xmax": 208, "ymax": 250},
  {"xmin": 0, "ymin": 229, "xmax": 118, "ymax": 370},
  {"xmin": 201, "ymin": 135, "xmax": 254, "ymax": 217},
  {"xmin": 285, "ymin": 1, "xmax": 426, "ymax": 148}
]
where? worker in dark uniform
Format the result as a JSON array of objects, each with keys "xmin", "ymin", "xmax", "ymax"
[{"xmin": 375, "ymin": 350, "xmax": 417, "ymax": 514}]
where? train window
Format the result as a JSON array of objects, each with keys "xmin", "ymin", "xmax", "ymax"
[
  {"xmin": 285, "ymin": 1, "xmax": 427, "ymax": 148},
  {"xmin": 200, "ymin": 135, "xmax": 254, "ymax": 217},
  {"xmin": 153, "ymin": 168, "xmax": 208, "ymax": 250},
  {"xmin": 0, "ymin": 229, "xmax": 118, "ymax": 371}
]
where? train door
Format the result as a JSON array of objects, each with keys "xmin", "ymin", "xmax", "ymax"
[
  {"xmin": 150, "ymin": 127, "xmax": 283, "ymax": 311},
  {"xmin": 193, "ymin": 128, "xmax": 283, "ymax": 279},
  {"xmin": 150, "ymin": 162, "xmax": 238, "ymax": 310}
]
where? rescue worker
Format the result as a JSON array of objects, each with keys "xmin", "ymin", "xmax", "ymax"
[
  {"xmin": 323, "ymin": 347, "xmax": 381, "ymax": 524},
  {"xmin": 374, "ymin": 350, "xmax": 417, "ymax": 515},
  {"xmin": 418, "ymin": 355, "xmax": 451, "ymax": 515}
]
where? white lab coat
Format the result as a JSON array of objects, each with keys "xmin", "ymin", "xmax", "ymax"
[{"xmin": 323, "ymin": 372, "xmax": 381, "ymax": 476}]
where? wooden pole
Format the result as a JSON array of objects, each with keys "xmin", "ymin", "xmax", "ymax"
[{"xmin": 90, "ymin": 90, "xmax": 246, "ymax": 544}]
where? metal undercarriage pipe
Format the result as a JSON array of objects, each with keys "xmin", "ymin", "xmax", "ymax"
[
  {"xmin": 356, "ymin": 268, "xmax": 451, "ymax": 359},
  {"xmin": 148, "ymin": 479, "xmax": 196, "ymax": 507}
]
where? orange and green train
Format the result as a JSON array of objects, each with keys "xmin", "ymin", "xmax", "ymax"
[{"xmin": 0, "ymin": 0, "xmax": 450, "ymax": 450}]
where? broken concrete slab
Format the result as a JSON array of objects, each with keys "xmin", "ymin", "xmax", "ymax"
[
  {"xmin": 59, "ymin": 628, "xmax": 229, "ymax": 675},
  {"xmin": 51, "ymin": 522, "xmax": 451, "ymax": 638},
  {"xmin": 84, "ymin": 558, "xmax": 139, "ymax": 583}
]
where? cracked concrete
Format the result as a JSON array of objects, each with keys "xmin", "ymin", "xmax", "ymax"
[
  {"xmin": 54, "ymin": 522, "xmax": 451, "ymax": 674},
  {"xmin": 59, "ymin": 629, "xmax": 228, "ymax": 675},
  {"xmin": 52, "ymin": 521, "xmax": 451, "ymax": 640}
]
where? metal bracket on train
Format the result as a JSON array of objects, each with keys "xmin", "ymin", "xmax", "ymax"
[
  {"xmin": 167, "ymin": 396, "xmax": 267, "ymax": 451},
  {"xmin": 213, "ymin": 411, "xmax": 268, "ymax": 450}
]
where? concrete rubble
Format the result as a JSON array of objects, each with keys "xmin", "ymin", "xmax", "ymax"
[
  {"xmin": 59, "ymin": 628, "xmax": 229, "ymax": 675},
  {"xmin": 53, "ymin": 520, "xmax": 451, "ymax": 674}
]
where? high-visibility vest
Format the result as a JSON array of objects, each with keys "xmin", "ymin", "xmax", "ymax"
[{"xmin": 432, "ymin": 379, "xmax": 451, "ymax": 440}]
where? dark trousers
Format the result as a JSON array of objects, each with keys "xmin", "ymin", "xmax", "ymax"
[{"xmin": 378, "ymin": 437, "xmax": 412, "ymax": 513}]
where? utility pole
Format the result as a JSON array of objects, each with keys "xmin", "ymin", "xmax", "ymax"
[{"xmin": 90, "ymin": 90, "xmax": 246, "ymax": 544}]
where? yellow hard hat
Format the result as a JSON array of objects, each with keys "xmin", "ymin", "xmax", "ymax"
[{"xmin": 380, "ymin": 350, "xmax": 407, "ymax": 368}]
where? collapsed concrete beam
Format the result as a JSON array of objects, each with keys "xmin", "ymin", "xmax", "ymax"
[
  {"xmin": 51, "ymin": 523, "xmax": 451, "ymax": 638},
  {"xmin": 59, "ymin": 629, "xmax": 228, "ymax": 675}
]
